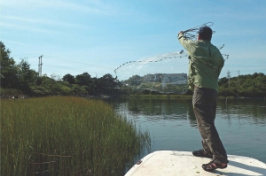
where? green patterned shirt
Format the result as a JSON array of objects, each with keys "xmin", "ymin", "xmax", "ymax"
[{"xmin": 178, "ymin": 33, "xmax": 224, "ymax": 91}]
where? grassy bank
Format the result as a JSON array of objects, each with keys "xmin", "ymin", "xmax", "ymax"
[
  {"xmin": 121, "ymin": 94, "xmax": 265, "ymax": 101},
  {"xmin": 122, "ymin": 94, "xmax": 193, "ymax": 100},
  {"xmin": 1, "ymin": 96, "xmax": 150, "ymax": 176}
]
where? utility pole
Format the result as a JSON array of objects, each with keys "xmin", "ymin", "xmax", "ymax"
[
  {"xmin": 238, "ymin": 70, "xmax": 240, "ymax": 85},
  {"xmin": 38, "ymin": 55, "xmax": 43, "ymax": 76},
  {"xmin": 227, "ymin": 70, "xmax": 231, "ymax": 88}
]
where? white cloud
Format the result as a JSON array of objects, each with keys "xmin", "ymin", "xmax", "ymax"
[
  {"xmin": 0, "ymin": 0, "xmax": 116, "ymax": 15},
  {"xmin": 1, "ymin": 15, "xmax": 88, "ymax": 29},
  {"xmin": 0, "ymin": 22, "xmax": 58, "ymax": 34},
  {"xmin": 0, "ymin": 0, "xmax": 117, "ymax": 34}
]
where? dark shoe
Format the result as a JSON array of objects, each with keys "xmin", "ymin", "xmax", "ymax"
[
  {"xmin": 192, "ymin": 149, "xmax": 212, "ymax": 158},
  {"xmin": 202, "ymin": 161, "xmax": 227, "ymax": 172}
]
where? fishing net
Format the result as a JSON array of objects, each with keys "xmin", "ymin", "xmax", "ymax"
[
  {"xmin": 114, "ymin": 51, "xmax": 189, "ymax": 94},
  {"xmin": 114, "ymin": 22, "xmax": 228, "ymax": 94}
]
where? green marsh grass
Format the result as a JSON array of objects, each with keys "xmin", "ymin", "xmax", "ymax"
[{"xmin": 1, "ymin": 96, "xmax": 150, "ymax": 176}]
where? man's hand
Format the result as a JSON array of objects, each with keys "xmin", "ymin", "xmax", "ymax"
[{"xmin": 178, "ymin": 31, "xmax": 184, "ymax": 39}]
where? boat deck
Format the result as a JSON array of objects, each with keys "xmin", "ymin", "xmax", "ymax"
[{"xmin": 125, "ymin": 151, "xmax": 266, "ymax": 176}]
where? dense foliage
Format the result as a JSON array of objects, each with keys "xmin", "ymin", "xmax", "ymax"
[
  {"xmin": 1, "ymin": 41, "xmax": 265, "ymax": 97},
  {"xmin": 218, "ymin": 73, "xmax": 266, "ymax": 97},
  {"xmin": 119, "ymin": 73, "xmax": 266, "ymax": 97},
  {"xmin": 0, "ymin": 41, "xmax": 121, "ymax": 98}
]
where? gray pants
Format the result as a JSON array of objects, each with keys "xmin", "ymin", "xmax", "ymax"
[{"xmin": 193, "ymin": 87, "xmax": 228, "ymax": 163}]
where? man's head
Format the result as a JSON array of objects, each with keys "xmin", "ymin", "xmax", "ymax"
[{"xmin": 198, "ymin": 26, "xmax": 212, "ymax": 41}]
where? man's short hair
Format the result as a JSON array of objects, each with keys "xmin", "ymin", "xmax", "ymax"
[{"xmin": 198, "ymin": 26, "xmax": 212, "ymax": 41}]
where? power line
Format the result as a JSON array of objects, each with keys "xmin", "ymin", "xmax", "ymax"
[
  {"xmin": 12, "ymin": 54, "xmax": 115, "ymax": 77},
  {"xmin": 12, "ymin": 53, "xmax": 114, "ymax": 69},
  {"xmin": 43, "ymin": 55, "xmax": 114, "ymax": 69}
]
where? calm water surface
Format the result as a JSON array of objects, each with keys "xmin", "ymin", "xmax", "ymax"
[{"xmin": 110, "ymin": 97, "xmax": 266, "ymax": 163}]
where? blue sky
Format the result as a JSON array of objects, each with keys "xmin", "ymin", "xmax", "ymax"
[{"xmin": 1, "ymin": 0, "xmax": 266, "ymax": 80}]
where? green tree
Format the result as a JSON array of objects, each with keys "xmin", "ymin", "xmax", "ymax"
[
  {"xmin": 30, "ymin": 76, "xmax": 64, "ymax": 95},
  {"xmin": 72, "ymin": 84, "xmax": 87, "ymax": 96},
  {"xmin": 63, "ymin": 73, "xmax": 75, "ymax": 84},
  {"xmin": 97, "ymin": 74, "xmax": 120, "ymax": 95},
  {"xmin": 17, "ymin": 59, "xmax": 38, "ymax": 84},
  {"xmin": 0, "ymin": 41, "xmax": 19, "ymax": 88},
  {"xmin": 75, "ymin": 72, "xmax": 92, "ymax": 86},
  {"xmin": 125, "ymin": 75, "xmax": 142, "ymax": 86}
]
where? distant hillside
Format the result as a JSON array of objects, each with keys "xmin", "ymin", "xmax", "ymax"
[
  {"xmin": 123, "ymin": 73, "xmax": 187, "ymax": 86},
  {"xmin": 142, "ymin": 73, "xmax": 187, "ymax": 85},
  {"xmin": 121, "ymin": 73, "xmax": 188, "ymax": 94}
]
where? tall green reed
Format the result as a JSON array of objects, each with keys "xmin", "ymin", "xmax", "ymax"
[{"xmin": 1, "ymin": 96, "xmax": 150, "ymax": 176}]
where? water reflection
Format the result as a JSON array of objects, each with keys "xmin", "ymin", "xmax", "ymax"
[
  {"xmin": 108, "ymin": 97, "xmax": 266, "ymax": 162},
  {"xmin": 124, "ymin": 98, "xmax": 197, "ymax": 127},
  {"xmin": 218, "ymin": 99, "xmax": 266, "ymax": 127},
  {"xmin": 110, "ymin": 97, "xmax": 266, "ymax": 128}
]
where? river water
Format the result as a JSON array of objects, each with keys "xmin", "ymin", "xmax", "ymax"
[{"xmin": 110, "ymin": 97, "xmax": 266, "ymax": 163}]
